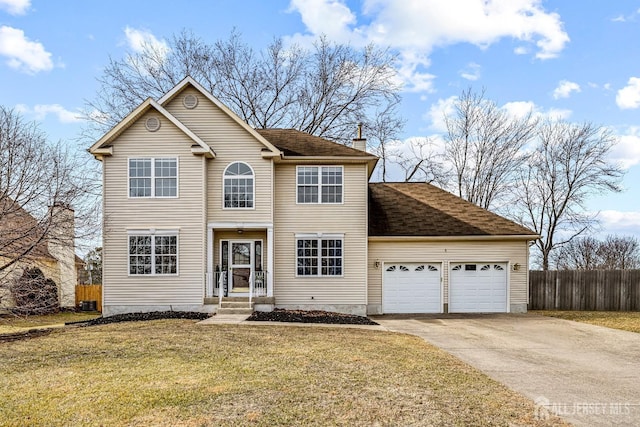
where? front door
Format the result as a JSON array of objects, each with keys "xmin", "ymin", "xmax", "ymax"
[{"xmin": 230, "ymin": 241, "xmax": 252, "ymax": 293}]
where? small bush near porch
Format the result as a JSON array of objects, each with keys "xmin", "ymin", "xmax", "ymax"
[{"xmin": 0, "ymin": 320, "xmax": 566, "ymax": 426}]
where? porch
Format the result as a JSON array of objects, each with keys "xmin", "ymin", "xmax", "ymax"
[{"xmin": 204, "ymin": 222, "xmax": 274, "ymax": 307}]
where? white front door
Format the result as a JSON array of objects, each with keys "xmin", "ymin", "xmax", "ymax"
[{"xmin": 230, "ymin": 241, "xmax": 252, "ymax": 293}]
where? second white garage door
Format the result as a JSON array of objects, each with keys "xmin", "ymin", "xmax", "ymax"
[
  {"xmin": 383, "ymin": 263, "xmax": 441, "ymax": 313},
  {"xmin": 449, "ymin": 263, "xmax": 508, "ymax": 313}
]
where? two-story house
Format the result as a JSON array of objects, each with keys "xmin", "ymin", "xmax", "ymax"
[{"xmin": 89, "ymin": 77, "xmax": 538, "ymax": 317}]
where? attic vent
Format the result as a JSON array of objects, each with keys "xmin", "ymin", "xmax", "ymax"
[
  {"xmin": 183, "ymin": 94, "xmax": 198, "ymax": 109},
  {"xmin": 145, "ymin": 116, "xmax": 160, "ymax": 132}
]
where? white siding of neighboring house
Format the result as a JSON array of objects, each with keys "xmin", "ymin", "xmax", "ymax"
[
  {"xmin": 163, "ymin": 87, "xmax": 273, "ymax": 225},
  {"xmin": 273, "ymin": 163, "xmax": 369, "ymax": 315},
  {"xmin": 367, "ymin": 239, "xmax": 530, "ymax": 314},
  {"xmin": 102, "ymin": 111, "xmax": 206, "ymax": 314}
]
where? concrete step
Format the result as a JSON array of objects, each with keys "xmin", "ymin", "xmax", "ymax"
[
  {"xmin": 217, "ymin": 307, "xmax": 254, "ymax": 315},
  {"xmin": 220, "ymin": 301, "xmax": 253, "ymax": 309},
  {"xmin": 224, "ymin": 296, "xmax": 250, "ymax": 302}
]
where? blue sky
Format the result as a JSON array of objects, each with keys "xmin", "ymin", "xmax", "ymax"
[{"xmin": 1, "ymin": 0, "xmax": 639, "ymax": 239}]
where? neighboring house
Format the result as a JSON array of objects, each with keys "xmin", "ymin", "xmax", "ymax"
[
  {"xmin": 89, "ymin": 77, "xmax": 539, "ymax": 317},
  {"xmin": 0, "ymin": 198, "xmax": 79, "ymax": 311}
]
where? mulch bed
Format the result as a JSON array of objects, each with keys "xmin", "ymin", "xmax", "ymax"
[
  {"xmin": 247, "ymin": 308, "xmax": 378, "ymax": 325},
  {"xmin": 1, "ymin": 310, "xmax": 376, "ymax": 342},
  {"xmin": 67, "ymin": 311, "xmax": 210, "ymax": 327}
]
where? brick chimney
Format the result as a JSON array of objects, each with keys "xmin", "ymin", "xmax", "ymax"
[
  {"xmin": 352, "ymin": 122, "xmax": 367, "ymax": 151},
  {"xmin": 47, "ymin": 204, "xmax": 77, "ymax": 308}
]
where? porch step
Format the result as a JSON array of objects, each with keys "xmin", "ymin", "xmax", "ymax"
[
  {"xmin": 217, "ymin": 307, "xmax": 254, "ymax": 315},
  {"xmin": 220, "ymin": 301, "xmax": 253, "ymax": 309}
]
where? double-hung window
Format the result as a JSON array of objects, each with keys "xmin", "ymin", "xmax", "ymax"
[
  {"xmin": 129, "ymin": 158, "xmax": 177, "ymax": 198},
  {"xmin": 297, "ymin": 166, "xmax": 343, "ymax": 203},
  {"xmin": 296, "ymin": 235, "xmax": 343, "ymax": 276},
  {"xmin": 129, "ymin": 231, "xmax": 178, "ymax": 275}
]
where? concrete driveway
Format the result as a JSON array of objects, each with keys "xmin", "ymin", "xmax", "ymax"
[{"xmin": 373, "ymin": 314, "xmax": 640, "ymax": 427}]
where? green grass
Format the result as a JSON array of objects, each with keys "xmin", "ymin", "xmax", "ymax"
[
  {"xmin": 534, "ymin": 310, "xmax": 640, "ymax": 333},
  {"xmin": 0, "ymin": 312, "xmax": 100, "ymax": 334},
  {"xmin": 0, "ymin": 319, "xmax": 566, "ymax": 426}
]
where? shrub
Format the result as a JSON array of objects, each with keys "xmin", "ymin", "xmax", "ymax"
[{"xmin": 10, "ymin": 267, "xmax": 59, "ymax": 315}]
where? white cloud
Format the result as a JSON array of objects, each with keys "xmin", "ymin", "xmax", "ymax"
[
  {"xmin": 616, "ymin": 77, "xmax": 640, "ymax": 109},
  {"xmin": 514, "ymin": 46, "xmax": 529, "ymax": 55},
  {"xmin": 425, "ymin": 97, "xmax": 572, "ymax": 134},
  {"xmin": 287, "ymin": 0, "xmax": 570, "ymax": 91},
  {"xmin": 552, "ymin": 80, "xmax": 580, "ymax": 99},
  {"xmin": 460, "ymin": 62, "xmax": 481, "ymax": 81},
  {"xmin": 502, "ymin": 100, "xmax": 571, "ymax": 121},
  {"xmin": 0, "ymin": 26, "xmax": 53, "ymax": 73},
  {"xmin": 611, "ymin": 15, "xmax": 626, "ymax": 23},
  {"xmin": 424, "ymin": 96, "xmax": 457, "ymax": 132},
  {"xmin": 124, "ymin": 27, "xmax": 169, "ymax": 57},
  {"xmin": 609, "ymin": 126, "xmax": 640, "ymax": 169},
  {"xmin": 597, "ymin": 210, "xmax": 640, "ymax": 237},
  {"xmin": 15, "ymin": 103, "xmax": 82, "ymax": 123},
  {"xmin": 0, "ymin": 0, "xmax": 29, "ymax": 15}
]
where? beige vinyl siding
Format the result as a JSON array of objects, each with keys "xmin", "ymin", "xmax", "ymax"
[
  {"xmin": 273, "ymin": 163, "xmax": 368, "ymax": 305},
  {"xmin": 163, "ymin": 87, "xmax": 273, "ymax": 224},
  {"xmin": 367, "ymin": 240, "xmax": 529, "ymax": 306},
  {"xmin": 102, "ymin": 111, "xmax": 205, "ymax": 306}
]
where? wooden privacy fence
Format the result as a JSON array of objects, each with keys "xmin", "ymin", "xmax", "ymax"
[
  {"xmin": 75, "ymin": 284, "xmax": 102, "ymax": 312},
  {"xmin": 529, "ymin": 270, "xmax": 640, "ymax": 311}
]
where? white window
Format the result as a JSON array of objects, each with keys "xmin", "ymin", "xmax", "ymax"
[
  {"xmin": 129, "ymin": 233, "xmax": 178, "ymax": 275},
  {"xmin": 224, "ymin": 162, "xmax": 254, "ymax": 208},
  {"xmin": 297, "ymin": 166, "xmax": 343, "ymax": 203},
  {"xmin": 296, "ymin": 236, "xmax": 343, "ymax": 276},
  {"xmin": 129, "ymin": 158, "xmax": 177, "ymax": 198}
]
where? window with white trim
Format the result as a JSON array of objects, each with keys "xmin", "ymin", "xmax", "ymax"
[
  {"xmin": 224, "ymin": 162, "xmax": 254, "ymax": 208},
  {"xmin": 129, "ymin": 233, "xmax": 178, "ymax": 275},
  {"xmin": 129, "ymin": 158, "xmax": 177, "ymax": 198},
  {"xmin": 297, "ymin": 166, "xmax": 343, "ymax": 203},
  {"xmin": 296, "ymin": 236, "xmax": 343, "ymax": 276}
]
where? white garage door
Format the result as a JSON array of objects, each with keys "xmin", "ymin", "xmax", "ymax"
[
  {"xmin": 449, "ymin": 263, "xmax": 507, "ymax": 313},
  {"xmin": 383, "ymin": 263, "xmax": 441, "ymax": 313}
]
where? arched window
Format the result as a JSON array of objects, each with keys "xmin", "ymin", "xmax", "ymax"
[{"xmin": 223, "ymin": 162, "xmax": 254, "ymax": 208}]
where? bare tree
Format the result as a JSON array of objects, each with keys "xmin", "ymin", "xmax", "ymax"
[
  {"xmin": 367, "ymin": 102, "xmax": 406, "ymax": 182},
  {"xmin": 514, "ymin": 120, "xmax": 624, "ymax": 270},
  {"xmin": 554, "ymin": 235, "xmax": 639, "ymax": 270},
  {"xmin": 0, "ymin": 107, "xmax": 97, "ymax": 275},
  {"xmin": 387, "ymin": 137, "xmax": 447, "ymax": 184},
  {"xmin": 443, "ymin": 88, "xmax": 537, "ymax": 209},
  {"xmin": 598, "ymin": 235, "xmax": 640, "ymax": 270},
  {"xmin": 84, "ymin": 247, "xmax": 103, "ymax": 285},
  {"xmin": 554, "ymin": 236, "xmax": 601, "ymax": 270},
  {"xmin": 85, "ymin": 30, "xmax": 402, "ymax": 144}
]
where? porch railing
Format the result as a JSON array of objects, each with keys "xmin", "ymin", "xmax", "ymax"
[
  {"xmin": 249, "ymin": 270, "xmax": 268, "ymax": 305},
  {"xmin": 205, "ymin": 270, "xmax": 266, "ymax": 299}
]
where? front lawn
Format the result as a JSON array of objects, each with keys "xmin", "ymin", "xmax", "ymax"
[
  {"xmin": 0, "ymin": 312, "xmax": 100, "ymax": 334},
  {"xmin": 0, "ymin": 320, "xmax": 566, "ymax": 426},
  {"xmin": 534, "ymin": 310, "xmax": 640, "ymax": 333}
]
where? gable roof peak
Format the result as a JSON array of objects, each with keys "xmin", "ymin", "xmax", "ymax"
[{"xmin": 157, "ymin": 76, "xmax": 281, "ymax": 157}]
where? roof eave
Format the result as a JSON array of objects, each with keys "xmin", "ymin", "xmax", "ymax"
[
  {"xmin": 368, "ymin": 234, "xmax": 541, "ymax": 242},
  {"xmin": 158, "ymin": 76, "xmax": 282, "ymax": 157},
  {"xmin": 89, "ymin": 98, "xmax": 213, "ymax": 158},
  {"xmin": 276, "ymin": 155, "xmax": 378, "ymax": 164}
]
